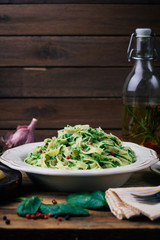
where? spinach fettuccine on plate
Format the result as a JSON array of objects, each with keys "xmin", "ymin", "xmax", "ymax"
[{"xmin": 24, "ymin": 125, "xmax": 136, "ymax": 170}]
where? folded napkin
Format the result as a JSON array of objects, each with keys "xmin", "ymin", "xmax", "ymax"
[{"xmin": 105, "ymin": 186, "xmax": 160, "ymax": 220}]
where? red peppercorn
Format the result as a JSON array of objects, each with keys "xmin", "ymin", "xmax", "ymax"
[
  {"xmin": 52, "ymin": 200, "xmax": 57, "ymax": 204},
  {"xmin": 46, "ymin": 142, "xmax": 49, "ymax": 146},
  {"xmin": 82, "ymin": 149, "xmax": 85, "ymax": 151},
  {"xmin": 90, "ymin": 142, "xmax": 93, "ymax": 145},
  {"xmin": 111, "ymin": 152, "xmax": 114, "ymax": 156},
  {"xmin": 25, "ymin": 214, "xmax": 30, "ymax": 219},
  {"xmin": 48, "ymin": 213, "xmax": 53, "ymax": 217},
  {"xmin": 30, "ymin": 214, "xmax": 35, "ymax": 219},
  {"xmin": 36, "ymin": 212, "xmax": 42, "ymax": 218},
  {"xmin": 39, "ymin": 149, "xmax": 42, "ymax": 153},
  {"xmin": 53, "ymin": 159, "xmax": 57, "ymax": 163},
  {"xmin": 66, "ymin": 156, "xmax": 70, "ymax": 159},
  {"xmin": 57, "ymin": 217, "xmax": 62, "ymax": 221},
  {"xmin": 44, "ymin": 214, "xmax": 48, "ymax": 219}
]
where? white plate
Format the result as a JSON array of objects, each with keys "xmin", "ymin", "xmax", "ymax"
[{"xmin": 0, "ymin": 142, "xmax": 158, "ymax": 192}]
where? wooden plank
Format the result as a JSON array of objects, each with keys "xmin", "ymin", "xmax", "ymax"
[
  {"xmin": 0, "ymin": 98, "xmax": 122, "ymax": 128},
  {"xmin": 0, "ymin": 5, "xmax": 160, "ymax": 35},
  {"xmin": 0, "ymin": 129, "xmax": 122, "ymax": 141},
  {"xmin": 0, "ymin": 36, "xmax": 129, "ymax": 67},
  {"xmin": 0, "ymin": 0, "xmax": 159, "ymax": 4},
  {"xmin": 0, "ymin": 37, "xmax": 159, "ymax": 67},
  {"xmin": 1, "ymin": 67, "xmax": 160, "ymax": 98},
  {"xmin": 0, "ymin": 67, "xmax": 129, "ymax": 97}
]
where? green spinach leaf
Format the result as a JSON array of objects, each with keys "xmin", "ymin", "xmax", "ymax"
[
  {"xmin": 66, "ymin": 190, "xmax": 108, "ymax": 209},
  {"xmin": 40, "ymin": 202, "xmax": 89, "ymax": 216},
  {"xmin": 16, "ymin": 196, "xmax": 42, "ymax": 216}
]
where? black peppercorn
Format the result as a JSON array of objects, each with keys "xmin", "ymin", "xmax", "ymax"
[{"xmin": 5, "ymin": 219, "xmax": 10, "ymax": 225}]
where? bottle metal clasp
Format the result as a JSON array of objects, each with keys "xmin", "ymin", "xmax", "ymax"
[{"xmin": 127, "ymin": 32, "xmax": 159, "ymax": 62}]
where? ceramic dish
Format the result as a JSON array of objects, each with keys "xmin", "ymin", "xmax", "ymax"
[
  {"xmin": 0, "ymin": 142, "xmax": 158, "ymax": 192},
  {"xmin": 0, "ymin": 163, "xmax": 22, "ymax": 202}
]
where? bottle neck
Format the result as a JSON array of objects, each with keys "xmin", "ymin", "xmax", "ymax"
[
  {"xmin": 133, "ymin": 59, "xmax": 154, "ymax": 72},
  {"xmin": 134, "ymin": 36, "xmax": 153, "ymax": 60}
]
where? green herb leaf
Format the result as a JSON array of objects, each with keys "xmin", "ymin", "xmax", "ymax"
[
  {"xmin": 66, "ymin": 190, "xmax": 108, "ymax": 209},
  {"xmin": 40, "ymin": 202, "xmax": 89, "ymax": 216},
  {"xmin": 16, "ymin": 196, "xmax": 42, "ymax": 216}
]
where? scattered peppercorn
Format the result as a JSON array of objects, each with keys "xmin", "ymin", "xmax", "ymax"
[
  {"xmin": 52, "ymin": 200, "xmax": 57, "ymax": 204},
  {"xmin": 39, "ymin": 149, "xmax": 42, "ymax": 153},
  {"xmin": 90, "ymin": 142, "xmax": 93, "ymax": 145},
  {"xmin": 111, "ymin": 152, "xmax": 114, "ymax": 156},
  {"xmin": 57, "ymin": 217, "xmax": 62, "ymax": 221},
  {"xmin": 41, "ymin": 214, "xmax": 44, "ymax": 219},
  {"xmin": 66, "ymin": 156, "xmax": 70, "ymax": 159},
  {"xmin": 36, "ymin": 212, "xmax": 42, "ymax": 218},
  {"xmin": 25, "ymin": 214, "xmax": 30, "ymax": 219},
  {"xmin": 44, "ymin": 214, "xmax": 48, "ymax": 219},
  {"xmin": 65, "ymin": 214, "xmax": 71, "ymax": 220},
  {"xmin": 30, "ymin": 214, "xmax": 35, "ymax": 219},
  {"xmin": 5, "ymin": 219, "xmax": 10, "ymax": 225},
  {"xmin": 46, "ymin": 142, "xmax": 49, "ymax": 146},
  {"xmin": 2, "ymin": 216, "xmax": 10, "ymax": 224}
]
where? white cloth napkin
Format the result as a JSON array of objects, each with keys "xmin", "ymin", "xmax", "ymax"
[{"xmin": 105, "ymin": 186, "xmax": 160, "ymax": 220}]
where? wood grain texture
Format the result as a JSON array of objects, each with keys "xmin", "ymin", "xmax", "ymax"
[
  {"xmin": 0, "ymin": 36, "xmax": 129, "ymax": 67},
  {"xmin": 0, "ymin": 37, "xmax": 159, "ymax": 67},
  {"xmin": 0, "ymin": 67, "xmax": 129, "ymax": 97},
  {"xmin": 0, "ymin": 5, "xmax": 160, "ymax": 35},
  {"xmin": 0, "ymin": 98, "xmax": 122, "ymax": 128},
  {"xmin": 0, "ymin": 0, "xmax": 159, "ymax": 4},
  {"xmin": 1, "ymin": 67, "xmax": 160, "ymax": 98}
]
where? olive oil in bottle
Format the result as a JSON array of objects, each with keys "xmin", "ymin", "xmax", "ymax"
[{"xmin": 122, "ymin": 28, "xmax": 160, "ymax": 157}]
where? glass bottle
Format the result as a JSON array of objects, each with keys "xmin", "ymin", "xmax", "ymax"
[{"xmin": 122, "ymin": 28, "xmax": 160, "ymax": 157}]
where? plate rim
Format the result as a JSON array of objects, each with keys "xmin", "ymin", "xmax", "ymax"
[{"xmin": 0, "ymin": 141, "xmax": 159, "ymax": 177}]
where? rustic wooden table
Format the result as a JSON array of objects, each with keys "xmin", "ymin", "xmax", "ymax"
[{"xmin": 0, "ymin": 169, "xmax": 160, "ymax": 240}]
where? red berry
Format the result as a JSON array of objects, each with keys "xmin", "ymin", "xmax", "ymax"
[
  {"xmin": 30, "ymin": 214, "xmax": 35, "ymax": 219},
  {"xmin": 66, "ymin": 156, "xmax": 70, "ymax": 159},
  {"xmin": 48, "ymin": 213, "xmax": 53, "ymax": 217}
]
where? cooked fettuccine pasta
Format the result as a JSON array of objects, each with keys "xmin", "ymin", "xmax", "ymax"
[{"xmin": 24, "ymin": 125, "xmax": 136, "ymax": 170}]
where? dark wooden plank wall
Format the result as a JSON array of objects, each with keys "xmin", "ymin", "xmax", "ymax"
[{"xmin": 0, "ymin": 1, "xmax": 160, "ymax": 141}]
